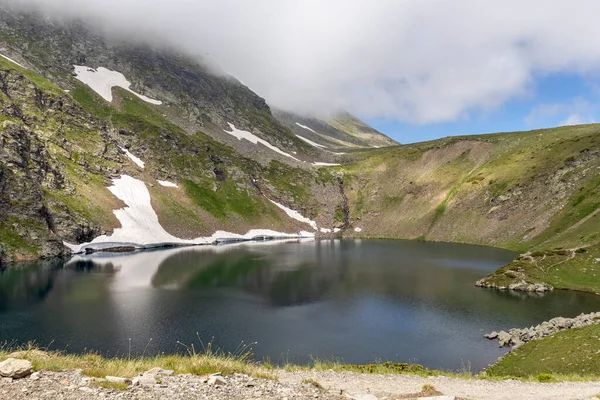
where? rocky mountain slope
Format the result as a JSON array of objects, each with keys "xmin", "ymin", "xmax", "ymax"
[
  {"xmin": 273, "ymin": 108, "xmax": 397, "ymax": 150},
  {"xmin": 0, "ymin": 3, "xmax": 598, "ymax": 295}
]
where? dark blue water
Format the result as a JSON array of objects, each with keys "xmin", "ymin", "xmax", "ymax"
[{"xmin": 2, "ymin": 239, "xmax": 600, "ymax": 372}]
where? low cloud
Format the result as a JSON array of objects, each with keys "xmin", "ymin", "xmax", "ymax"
[
  {"xmin": 6, "ymin": 0, "xmax": 600, "ymax": 125},
  {"xmin": 560, "ymin": 113, "xmax": 596, "ymax": 126},
  {"xmin": 526, "ymin": 98, "xmax": 598, "ymax": 127}
]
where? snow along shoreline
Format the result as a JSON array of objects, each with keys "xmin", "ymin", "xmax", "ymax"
[
  {"xmin": 64, "ymin": 133, "xmax": 355, "ymax": 255},
  {"xmin": 63, "ymin": 175, "xmax": 316, "ymax": 255}
]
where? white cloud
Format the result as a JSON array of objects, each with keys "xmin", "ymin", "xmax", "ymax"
[
  {"xmin": 560, "ymin": 113, "xmax": 595, "ymax": 126},
  {"xmin": 7, "ymin": 0, "xmax": 600, "ymax": 125},
  {"xmin": 526, "ymin": 98, "xmax": 598, "ymax": 127}
]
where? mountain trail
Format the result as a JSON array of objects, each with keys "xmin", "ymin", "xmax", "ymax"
[
  {"xmin": 3, "ymin": 368, "xmax": 600, "ymax": 399},
  {"xmin": 278, "ymin": 370, "xmax": 600, "ymax": 399}
]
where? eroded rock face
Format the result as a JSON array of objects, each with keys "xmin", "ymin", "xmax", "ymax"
[{"xmin": 0, "ymin": 358, "xmax": 33, "ymax": 379}]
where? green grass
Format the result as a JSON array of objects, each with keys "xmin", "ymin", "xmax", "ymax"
[
  {"xmin": 91, "ymin": 380, "xmax": 130, "ymax": 391},
  {"xmin": 478, "ymin": 243, "xmax": 600, "ymax": 293},
  {"xmin": 0, "ymin": 343, "xmax": 275, "ymax": 380},
  {"xmin": 181, "ymin": 179, "xmax": 271, "ymax": 220},
  {"xmin": 301, "ymin": 377, "xmax": 325, "ymax": 390},
  {"xmin": 487, "ymin": 323, "xmax": 600, "ymax": 378},
  {"xmin": 0, "ymin": 57, "xmax": 65, "ymax": 97},
  {"xmin": 264, "ymin": 161, "xmax": 312, "ymax": 204},
  {"xmin": 0, "ymin": 228, "xmax": 39, "ymax": 259},
  {"xmin": 312, "ymin": 360, "xmax": 441, "ymax": 377}
]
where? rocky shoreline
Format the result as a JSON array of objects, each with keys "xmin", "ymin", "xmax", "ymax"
[
  {"xmin": 475, "ymin": 279, "xmax": 553, "ymax": 293},
  {"xmin": 484, "ymin": 311, "xmax": 600, "ymax": 348}
]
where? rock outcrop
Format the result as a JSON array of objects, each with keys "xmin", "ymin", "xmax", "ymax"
[{"xmin": 485, "ymin": 311, "xmax": 600, "ymax": 347}]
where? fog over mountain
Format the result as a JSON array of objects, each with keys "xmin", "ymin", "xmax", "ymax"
[{"xmin": 5, "ymin": 0, "xmax": 600, "ymax": 124}]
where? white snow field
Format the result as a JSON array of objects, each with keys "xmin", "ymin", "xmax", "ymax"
[
  {"xmin": 295, "ymin": 122, "xmax": 317, "ymax": 134},
  {"xmin": 224, "ymin": 123, "xmax": 299, "ymax": 161},
  {"xmin": 296, "ymin": 134, "xmax": 327, "ymax": 149},
  {"xmin": 354, "ymin": 227, "xmax": 362, "ymax": 232},
  {"xmin": 64, "ymin": 175, "xmax": 314, "ymax": 254},
  {"xmin": 73, "ymin": 65, "xmax": 162, "ymax": 105},
  {"xmin": 268, "ymin": 199, "xmax": 318, "ymax": 230},
  {"xmin": 119, "ymin": 146, "xmax": 145, "ymax": 169},
  {"xmin": 158, "ymin": 180, "xmax": 178, "ymax": 188},
  {"xmin": 313, "ymin": 162, "xmax": 341, "ymax": 166},
  {"xmin": 64, "ymin": 175, "xmax": 188, "ymax": 253},
  {"xmin": 0, "ymin": 53, "xmax": 26, "ymax": 68}
]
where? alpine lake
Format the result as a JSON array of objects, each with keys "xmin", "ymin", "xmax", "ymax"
[{"xmin": 2, "ymin": 239, "xmax": 600, "ymax": 372}]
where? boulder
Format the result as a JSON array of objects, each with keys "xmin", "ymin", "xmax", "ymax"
[
  {"xmin": 132, "ymin": 374, "xmax": 156, "ymax": 387},
  {"xmin": 142, "ymin": 367, "xmax": 174, "ymax": 376},
  {"xmin": 484, "ymin": 331, "xmax": 498, "ymax": 339},
  {"xmin": 143, "ymin": 367, "xmax": 162, "ymax": 376},
  {"xmin": 105, "ymin": 376, "xmax": 131, "ymax": 384},
  {"xmin": 207, "ymin": 374, "xmax": 227, "ymax": 386},
  {"xmin": 0, "ymin": 358, "xmax": 33, "ymax": 379},
  {"xmin": 497, "ymin": 331, "xmax": 512, "ymax": 347}
]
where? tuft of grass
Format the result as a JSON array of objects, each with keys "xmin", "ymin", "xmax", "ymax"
[
  {"xmin": 536, "ymin": 373, "xmax": 556, "ymax": 383},
  {"xmin": 0, "ymin": 342, "xmax": 276, "ymax": 380},
  {"xmin": 302, "ymin": 377, "xmax": 325, "ymax": 391},
  {"xmin": 91, "ymin": 380, "xmax": 129, "ymax": 391},
  {"xmin": 311, "ymin": 360, "xmax": 442, "ymax": 377}
]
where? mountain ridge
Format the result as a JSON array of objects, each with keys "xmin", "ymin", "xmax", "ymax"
[{"xmin": 0, "ymin": 5, "xmax": 598, "ymax": 301}]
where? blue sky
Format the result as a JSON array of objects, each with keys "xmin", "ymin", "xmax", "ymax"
[{"xmin": 365, "ymin": 72, "xmax": 600, "ymax": 144}]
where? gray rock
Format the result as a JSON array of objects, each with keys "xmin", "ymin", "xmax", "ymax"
[
  {"xmin": 207, "ymin": 375, "xmax": 227, "ymax": 386},
  {"xmin": 132, "ymin": 374, "xmax": 156, "ymax": 387},
  {"xmin": 105, "ymin": 376, "xmax": 131, "ymax": 384},
  {"xmin": 497, "ymin": 331, "xmax": 512, "ymax": 347},
  {"xmin": 484, "ymin": 331, "xmax": 498, "ymax": 339},
  {"xmin": 0, "ymin": 358, "xmax": 33, "ymax": 379},
  {"xmin": 143, "ymin": 367, "xmax": 162, "ymax": 376}
]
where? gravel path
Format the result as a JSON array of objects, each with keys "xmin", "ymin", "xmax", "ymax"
[
  {"xmin": 279, "ymin": 370, "xmax": 600, "ymax": 399},
  {"xmin": 2, "ymin": 368, "xmax": 600, "ymax": 399}
]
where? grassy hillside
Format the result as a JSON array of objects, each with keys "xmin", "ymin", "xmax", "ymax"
[
  {"xmin": 341, "ymin": 125, "xmax": 599, "ymax": 251},
  {"xmin": 486, "ymin": 323, "xmax": 600, "ymax": 378}
]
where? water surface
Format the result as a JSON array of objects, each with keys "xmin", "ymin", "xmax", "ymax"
[{"xmin": 2, "ymin": 239, "xmax": 600, "ymax": 372}]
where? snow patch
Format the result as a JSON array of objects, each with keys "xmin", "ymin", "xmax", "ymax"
[
  {"xmin": 158, "ymin": 180, "xmax": 178, "ymax": 188},
  {"xmin": 269, "ymin": 199, "xmax": 318, "ymax": 230},
  {"xmin": 334, "ymin": 228, "xmax": 341, "ymax": 233},
  {"xmin": 224, "ymin": 123, "xmax": 299, "ymax": 161},
  {"xmin": 295, "ymin": 122, "xmax": 317, "ymax": 134},
  {"xmin": 205, "ymin": 229, "xmax": 314, "ymax": 243},
  {"xmin": 0, "ymin": 53, "xmax": 26, "ymax": 69},
  {"xmin": 64, "ymin": 175, "xmax": 314, "ymax": 253},
  {"xmin": 319, "ymin": 228, "xmax": 332, "ymax": 233},
  {"xmin": 64, "ymin": 175, "xmax": 188, "ymax": 253},
  {"xmin": 354, "ymin": 227, "xmax": 362, "ymax": 233},
  {"xmin": 296, "ymin": 134, "xmax": 327, "ymax": 149},
  {"xmin": 313, "ymin": 162, "xmax": 341, "ymax": 166},
  {"xmin": 73, "ymin": 65, "xmax": 162, "ymax": 105},
  {"xmin": 120, "ymin": 146, "xmax": 145, "ymax": 168}
]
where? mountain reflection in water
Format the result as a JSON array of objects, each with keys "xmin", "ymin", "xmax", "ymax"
[{"xmin": 2, "ymin": 239, "xmax": 600, "ymax": 372}]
